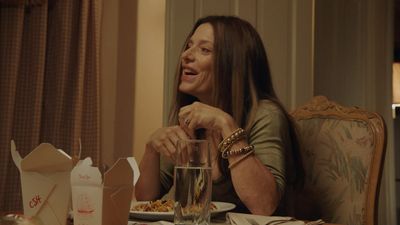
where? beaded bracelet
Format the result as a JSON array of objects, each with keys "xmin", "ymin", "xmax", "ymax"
[
  {"xmin": 218, "ymin": 128, "xmax": 246, "ymax": 153},
  {"xmin": 222, "ymin": 144, "xmax": 254, "ymax": 159},
  {"xmin": 228, "ymin": 149, "xmax": 255, "ymax": 169}
]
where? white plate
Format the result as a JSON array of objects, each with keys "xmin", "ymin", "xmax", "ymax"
[{"xmin": 130, "ymin": 201, "xmax": 236, "ymax": 221}]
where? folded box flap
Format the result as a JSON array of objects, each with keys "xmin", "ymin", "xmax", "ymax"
[
  {"xmin": 104, "ymin": 158, "xmax": 133, "ymax": 187},
  {"xmin": 20, "ymin": 143, "xmax": 72, "ymax": 172},
  {"xmin": 103, "ymin": 185, "xmax": 133, "ymax": 225},
  {"xmin": 45, "ymin": 171, "xmax": 72, "ymax": 225},
  {"xmin": 71, "ymin": 157, "xmax": 102, "ymax": 185},
  {"xmin": 127, "ymin": 157, "xmax": 140, "ymax": 185},
  {"xmin": 11, "ymin": 140, "xmax": 22, "ymax": 169},
  {"xmin": 21, "ymin": 172, "xmax": 56, "ymax": 216},
  {"xmin": 27, "ymin": 171, "xmax": 72, "ymax": 225}
]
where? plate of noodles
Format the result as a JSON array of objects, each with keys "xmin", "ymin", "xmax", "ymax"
[{"xmin": 130, "ymin": 200, "xmax": 235, "ymax": 221}]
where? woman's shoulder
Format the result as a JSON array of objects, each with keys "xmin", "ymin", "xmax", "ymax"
[
  {"xmin": 246, "ymin": 100, "xmax": 290, "ymax": 143},
  {"xmin": 251, "ymin": 99, "xmax": 288, "ymax": 127},
  {"xmin": 256, "ymin": 99, "xmax": 284, "ymax": 116}
]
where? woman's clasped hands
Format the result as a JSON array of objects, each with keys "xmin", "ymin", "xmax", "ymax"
[
  {"xmin": 178, "ymin": 101, "xmax": 231, "ymax": 132},
  {"xmin": 147, "ymin": 101, "xmax": 232, "ymax": 163}
]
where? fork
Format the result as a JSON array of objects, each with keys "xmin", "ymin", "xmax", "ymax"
[
  {"xmin": 264, "ymin": 217, "xmax": 324, "ymax": 225},
  {"xmin": 262, "ymin": 217, "xmax": 297, "ymax": 225},
  {"xmin": 305, "ymin": 219, "xmax": 325, "ymax": 225}
]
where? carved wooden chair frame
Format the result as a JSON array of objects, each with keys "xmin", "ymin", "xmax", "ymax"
[{"xmin": 291, "ymin": 95, "xmax": 386, "ymax": 225}]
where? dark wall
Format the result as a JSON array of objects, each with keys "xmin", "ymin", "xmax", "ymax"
[{"xmin": 395, "ymin": 0, "xmax": 400, "ymax": 61}]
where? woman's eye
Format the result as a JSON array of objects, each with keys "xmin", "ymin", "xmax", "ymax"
[{"xmin": 201, "ymin": 48, "xmax": 211, "ymax": 53}]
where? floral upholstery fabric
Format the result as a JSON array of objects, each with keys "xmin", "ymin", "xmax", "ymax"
[{"xmin": 294, "ymin": 117, "xmax": 374, "ymax": 225}]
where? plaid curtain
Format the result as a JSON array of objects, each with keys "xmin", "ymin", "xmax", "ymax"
[{"xmin": 0, "ymin": 0, "xmax": 102, "ymax": 212}]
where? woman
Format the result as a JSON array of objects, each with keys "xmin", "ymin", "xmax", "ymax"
[{"xmin": 135, "ymin": 15, "xmax": 303, "ymax": 216}]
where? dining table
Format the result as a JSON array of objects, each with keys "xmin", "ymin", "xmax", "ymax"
[
  {"xmin": 0, "ymin": 211, "xmax": 341, "ymax": 225},
  {"xmin": 127, "ymin": 213, "xmax": 342, "ymax": 225}
]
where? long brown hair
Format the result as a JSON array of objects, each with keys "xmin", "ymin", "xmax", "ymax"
[{"xmin": 169, "ymin": 15, "xmax": 304, "ymax": 186}]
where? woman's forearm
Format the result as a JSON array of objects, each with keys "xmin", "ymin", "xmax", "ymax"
[
  {"xmin": 218, "ymin": 115, "xmax": 280, "ymax": 215},
  {"xmin": 229, "ymin": 152, "xmax": 279, "ymax": 215},
  {"xmin": 135, "ymin": 144, "xmax": 162, "ymax": 201}
]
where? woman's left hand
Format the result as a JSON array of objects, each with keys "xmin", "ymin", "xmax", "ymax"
[{"xmin": 178, "ymin": 101, "xmax": 231, "ymax": 132}]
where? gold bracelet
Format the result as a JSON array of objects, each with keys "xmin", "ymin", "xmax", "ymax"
[
  {"xmin": 222, "ymin": 144, "xmax": 254, "ymax": 159},
  {"xmin": 218, "ymin": 128, "xmax": 246, "ymax": 153},
  {"xmin": 228, "ymin": 149, "xmax": 255, "ymax": 169}
]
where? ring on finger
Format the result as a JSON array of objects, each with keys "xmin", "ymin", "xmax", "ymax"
[{"xmin": 184, "ymin": 118, "xmax": 190, "ymax": 126}]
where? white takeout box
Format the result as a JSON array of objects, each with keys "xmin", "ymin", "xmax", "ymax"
[
  {"xmin": 71, "ymin": 157, "xmax": 139, "ymax": 225},
  {"xmin": 11, "ymin": 140, "xmax": 73, "ymax": 225}
]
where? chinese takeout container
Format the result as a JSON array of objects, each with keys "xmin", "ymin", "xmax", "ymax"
[
  {"xmin": 11, "ymin": 140, "xmax": 73, "ymax": 225},
  {"xmin": 70, "ymin": 157, "xmax": 139, "ymax": 225}
]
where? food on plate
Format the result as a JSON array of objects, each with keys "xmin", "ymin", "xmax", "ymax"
[
  {"xmin": 181, "ymin": 203, "xmax": 216, "ymax": 215},
  {"xmin": 132, "ymin": 200, "xmax": 174, "ymax": 212},
  {"xmin": 132, "ymin": 200, "xmax": 217, "ymax": 212}
]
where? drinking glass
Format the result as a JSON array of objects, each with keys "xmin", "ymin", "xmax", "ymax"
[{"xmin": 174, "ymin": 139, "xmax": 212, "ymax": 225}]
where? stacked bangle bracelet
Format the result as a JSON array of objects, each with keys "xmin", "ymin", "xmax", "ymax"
[
  {"xmin": 218, "ymin": 128, "xmax": 255, "ymax": 159},
  {"xmin": 228, "ymin": 149, "xmax": 255, "ymax": 169},
  {"xmin": 222, "ymin": 144, "xmax": 254, "ymax": 159},
  {"xmin": 218, "ymin": 128, "xmax": 246, "ymax": 154}
]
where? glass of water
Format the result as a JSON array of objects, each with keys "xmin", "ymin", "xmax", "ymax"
[{"xmin": 174, "ymin": 139, "xmax": 212, "ymax": 225}]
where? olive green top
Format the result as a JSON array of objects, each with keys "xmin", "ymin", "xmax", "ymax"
[{"xmin": 159, "ymin": 100, "xmax": 291, "ymax": 214}]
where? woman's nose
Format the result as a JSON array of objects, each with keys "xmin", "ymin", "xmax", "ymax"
[{"xmin": 181, "ymin": 48, "xmax": 195, "ymax": 62}]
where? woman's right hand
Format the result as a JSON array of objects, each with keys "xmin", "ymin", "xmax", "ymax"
[
  {"xmin": 146, "ymin": 125, "xmax": 191, "ymax": 163},
  {"xmin": 138, "ymin": 126, "xmax": 189, "ymax": 200}
]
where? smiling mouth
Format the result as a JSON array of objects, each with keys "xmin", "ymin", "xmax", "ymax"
[{"xmin": 183, "ymin": 68, "xmax": 198, "ymax": 76}]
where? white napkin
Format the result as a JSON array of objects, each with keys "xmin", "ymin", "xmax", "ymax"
[{"xmin": 226, "ymin": 212, "xmax": 324, "ymax": 225}]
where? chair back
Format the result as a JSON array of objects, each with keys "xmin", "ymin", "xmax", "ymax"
[{"xmin": 290, "ymin": 96, "xmax": 386, "ymax": 225}]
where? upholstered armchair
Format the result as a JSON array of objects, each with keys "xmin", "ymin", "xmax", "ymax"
[{"xmin": 290, "ymin": 96, "xmax": 386, "ymax": 225}]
